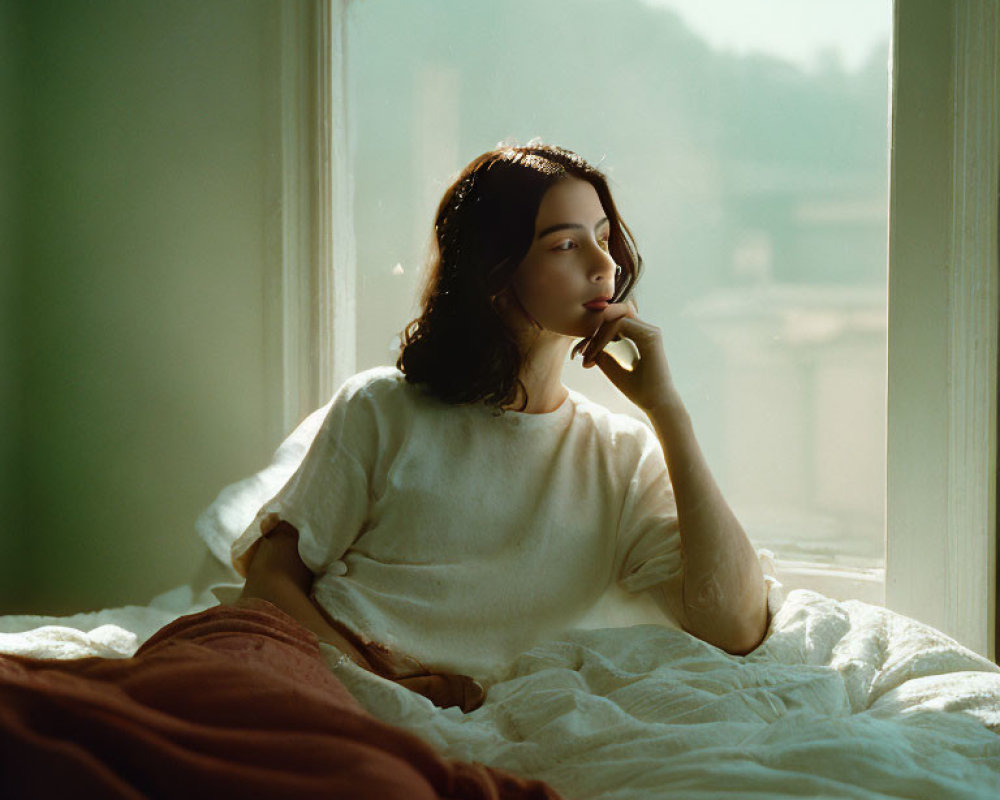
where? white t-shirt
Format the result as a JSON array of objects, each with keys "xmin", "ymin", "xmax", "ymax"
[{"xmin": 231, "ymin": 366, "xmax": 685, "ymax": 683}]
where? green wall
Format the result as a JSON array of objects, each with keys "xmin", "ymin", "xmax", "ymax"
[{"xmin": 2, "ymin": 0, "xmax": 283, "ymax": 614}]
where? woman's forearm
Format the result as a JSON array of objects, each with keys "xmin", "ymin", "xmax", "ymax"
[
  {"xmin": 646, "ymin": 392, "xmax": 768, "ymax": 655},
  {"xmin": 238, "ymin": 573, "xmax": 374, "ymax": 671},
  {"xmin": 237, "ymin": 556, "xmax": 486, "ymax": 711}
]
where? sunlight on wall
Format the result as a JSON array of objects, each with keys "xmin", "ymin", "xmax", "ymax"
[{"xmin": 4, "ymin": 0, "xmax": 280, "ymax": 614}]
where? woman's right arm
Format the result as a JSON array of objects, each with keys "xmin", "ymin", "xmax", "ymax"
[
  {"xmin": 237, "ymin": 520, "xmax": 487, "ymax": 712},
  {"xmin": 235, "ymin": 520, "xmax": 375, "ymax": 671}
]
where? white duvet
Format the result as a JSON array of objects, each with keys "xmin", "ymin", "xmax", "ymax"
[
  {"xmin": 326, "ymin": 584, "xmax": 1000, "ymax": 799},
  {"xmin": 3, "ymin": 579, "xmax": 998, "ymax": 799}
]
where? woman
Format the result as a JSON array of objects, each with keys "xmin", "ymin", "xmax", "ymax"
[{"xmin": 231, "ymin": 142, "xmax": 769, "ymax": 713}]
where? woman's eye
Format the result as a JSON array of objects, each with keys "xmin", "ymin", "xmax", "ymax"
[{"xmin": 554, "ymin": 238, "xmax": 610, "ymax": 252}]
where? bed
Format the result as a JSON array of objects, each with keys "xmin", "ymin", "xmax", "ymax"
[{"xmin": 2, "ymin": 403, "xmax": 999, "ymax": 798}]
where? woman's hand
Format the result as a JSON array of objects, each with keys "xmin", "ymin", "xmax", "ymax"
[
  {"xmin": 395, "ymin": 673, "xmax": 486, "ymax": 713},
  {"xmin": 572, "ymin": 297, "xmax": 678, "ymax": 411},
  {"xmin": 327, "ymin": 629, "xmax": 486, "ymax": 713}
]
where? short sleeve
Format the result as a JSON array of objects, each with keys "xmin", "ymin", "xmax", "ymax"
[
  {"xmin": 230, "ymin": 381, "xmax": 376, "ymax": 578},
  {"xmin": 614, "ymin": 424, "xmax": 684, "ymax": 594}
]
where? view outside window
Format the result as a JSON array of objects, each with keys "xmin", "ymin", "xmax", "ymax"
[{"xmin": 344, "ymin": 0, "xmax": 891, "ymax": 587}]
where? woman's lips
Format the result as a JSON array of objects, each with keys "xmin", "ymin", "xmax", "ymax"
[{"xmin": 583, "ymin": 300, "xmax": 609, "ymax": 311}]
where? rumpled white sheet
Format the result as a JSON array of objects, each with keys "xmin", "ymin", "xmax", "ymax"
[
  {"xmin": 1, "ymin": 583, "xmax": 998, "ymax": 798},
  {"xmin": 324, "ymin": 587, "xmax": 1000, "ymax": 800},
  {"xmin": 0, "ymin": 585, "xmax": 217, "ymax": 659}
]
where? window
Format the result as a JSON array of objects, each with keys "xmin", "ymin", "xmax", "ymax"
[
  {"xmin": 278, "ymin": 0, "xmax": 997, "ymax": 658},
  {"xmin": 344, "ymin": 0, "xmax": 891, "ymax": 600}
]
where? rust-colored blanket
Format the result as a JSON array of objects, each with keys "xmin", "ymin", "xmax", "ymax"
[{"xmin": 0, "ymin": 598, "xmax": 563, "ymax": 799}]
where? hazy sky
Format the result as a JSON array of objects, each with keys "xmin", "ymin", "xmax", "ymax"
[{"xmin": 638, "ymin": 0, "xmax": 892, "ymax": 72}]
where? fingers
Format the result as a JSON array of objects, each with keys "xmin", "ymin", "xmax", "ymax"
[
  {"xmin": 582, "ymin": 314, "xmax": 635, "ymax": 367},
  {"xmin": 573, "ymin": 301, "xmax": 640, "ymax": 367},
  {"xmin": 601, "ymin": 301, "xmax": 635, "ymax": 324},
  {"xmin": 581, "ymin": 323, "xmax": 622, "ymax": 367}
]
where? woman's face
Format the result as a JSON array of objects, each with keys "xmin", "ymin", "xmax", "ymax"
[{"xmin": 502, "ymin": 177, "xmax": 619, "ymax": 341}]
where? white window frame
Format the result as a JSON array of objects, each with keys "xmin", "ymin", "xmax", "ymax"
[
  {"xmin": 886, "ymin": 0, "xmax": 998, "ymax": 660},
  {"xmin": 271, "ymin": 0, "xmax": 999, "ymax": 660},
  {"xmin": 267, "ymin": 0, "xmax": 357, "ymax": 436}
]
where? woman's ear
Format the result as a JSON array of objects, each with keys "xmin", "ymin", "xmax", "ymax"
[
  {"xmin": 492, "ymin": 283, "xmax": 542, "ymax": 334},
  {"xmin": 490, "ymin": 285, "xmax": 514, "ymax": 314}
]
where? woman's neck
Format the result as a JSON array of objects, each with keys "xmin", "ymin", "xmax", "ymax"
[
  {"xmin": 502, "ymin": 334, "xmax": 573, "ymax": 413},
  {"xmin": 504, "ymin": 381, "xmax": 568, "ymax": 414}
]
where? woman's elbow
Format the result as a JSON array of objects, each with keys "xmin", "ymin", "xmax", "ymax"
[{"xmin": 721, "ymin": 606, "xmax": 770, "ymax": 656}]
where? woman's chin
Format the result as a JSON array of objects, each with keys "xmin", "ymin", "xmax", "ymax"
[
  {"xmin": 530, "ymin": 313, "xmax": 602, "ymax": 341},
  {"xmin": 551, "ymin": 322, "xmax": 597, "ymax": 340}
]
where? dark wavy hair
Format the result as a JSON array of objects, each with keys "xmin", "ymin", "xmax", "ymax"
[{"xmin": 396, "ymin": 142, "xmax": 642, "ymax": 414}]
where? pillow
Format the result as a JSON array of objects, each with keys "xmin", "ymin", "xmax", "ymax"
[{"xmin": 194, "ymin": 399, "xmax": 335, "ymax": 578}]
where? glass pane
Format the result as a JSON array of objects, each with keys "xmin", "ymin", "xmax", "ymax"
[{"xmin": 347, "ymin": 0, "xmax": 891, "ymax": 577}]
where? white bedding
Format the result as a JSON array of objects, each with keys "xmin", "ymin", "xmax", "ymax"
[
  {"xmin": 324, "ymin": 586, "xmax": 1000, "ymax": 799},
  {"xmin": 2, "ymin": 580, "xmax": 998, "ymax": 799}
]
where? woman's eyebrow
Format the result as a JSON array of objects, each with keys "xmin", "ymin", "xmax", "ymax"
[{"xmin": 536, "ymin": 216, "xmax": 609, "ymax": 240}]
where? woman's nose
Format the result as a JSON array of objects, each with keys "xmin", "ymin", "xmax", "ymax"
[{"xmin": 589, "ymin": 247, "xmax": 617, "ymax": 286}]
